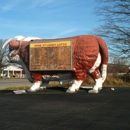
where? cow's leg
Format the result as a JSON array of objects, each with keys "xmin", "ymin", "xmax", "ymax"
[
  {"xmin": 66, "ymin": 80, "xmax": 83, "ymax": 93},
  {"xmin": 27, "ymin": 72, "xmax": 43, "ymax": 92},
  {"xmin": 27, "ymin": 81, "xmax": 42, "ymax": 92},
  {"xmin": 101, "ymin": 64, "xmax": 107, "ymax": 83},
  {"xmin": 66, "ymin": 69, "xmax": 86, "ymax": 93},
  {"xmin": 88, "ymin": 53, "xmax": 103, "ymax": 93},
  {"xmin": 39, "ymin": 81, "xmax": 49, "ymax": 90},
  {"xmin": 88, "ymin": 69, "xmax": 102, "ymax": 93}
]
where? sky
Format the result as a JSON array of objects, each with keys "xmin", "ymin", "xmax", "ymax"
[{"xmin": 0, "ymin": 0, "xmax": 101, "ymax": 39}]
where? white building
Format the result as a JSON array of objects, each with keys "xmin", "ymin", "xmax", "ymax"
[{"xmin": 1, "ymin": 65, "xmax": 23, "ymax": 78}]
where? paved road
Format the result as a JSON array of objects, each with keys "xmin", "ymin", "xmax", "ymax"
[
  {"xmin": 0, "ymin": 86, "xmax": 130, "ymax": 130},
  {"xmin": 0, "ymin": 78, "xmax": 32, "ymax": 89}
]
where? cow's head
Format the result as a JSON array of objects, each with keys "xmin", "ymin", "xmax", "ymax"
[
  {"xmin": 3, "ymin": 35, "xmax": 41, "ymax": 63},
  {"xmin": 2, "ymin": 35, "xmax": 41, "ymax": 83},
  {"xmin": 2, "ymin": 36, "xmax": 25, "ymax": 64}
]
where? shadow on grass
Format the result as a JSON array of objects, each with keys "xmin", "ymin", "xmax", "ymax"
[
  {"xmin": 0, "ymin": 86, "xmax": 92, "ymax": 94},
  {"xmin": 0, "ymin": 86, "xmax": 30, "ymax": 94},
  {"xmin": 0, "ymin": 86, "xmax": 67, "ymax": 94},
  {"xmin": 46, "ymin": 86, "xmax": 67, "ymax": 92},
  {"xmin": 0, "ymin": 90, "xmax": 14, "ymax": 94},
  {"xmin": 47, "ymin": 86, "xmax": 91, "ymax": 93}
]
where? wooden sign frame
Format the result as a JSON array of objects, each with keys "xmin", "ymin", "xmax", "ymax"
[{"xmin": 29, "ymin": 39, "xmax": 72, "ymax": 71}]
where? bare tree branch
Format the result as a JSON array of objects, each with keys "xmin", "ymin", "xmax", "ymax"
[{"xmin": 94, "ymin": 0, "xmax": 130, "ymax": 58}]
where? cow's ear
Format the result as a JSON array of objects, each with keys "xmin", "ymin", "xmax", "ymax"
[{"xmin": 9, "ymin": 40, "xmax": 19, "ymax": 49}]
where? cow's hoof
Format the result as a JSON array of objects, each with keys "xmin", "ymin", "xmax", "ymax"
[
  {"xmin": 27, "ymin": 89, "xmax": 37, "ymax": 92},
  {"xmin": 88, "ymin": 89, "xmax": 99, "ymax": 94},
  {"xmin": 88, "ymin": 87, "xmax": 102, "ymax": 94},
  {"xmin": 66, "ymin": 89, "xmax": 78, "ymax": 93},
  {"xmin": 39, "ymin": 86, "xmax": 46, "ymax": 90},
  {"xmin": 27, "ymin": 87, "xmax": 46, "ymax": 92}
]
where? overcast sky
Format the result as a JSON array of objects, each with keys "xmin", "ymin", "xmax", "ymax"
[{"xmin": 0, "ymin": 0, "xmax": 101, "ymax": 39}]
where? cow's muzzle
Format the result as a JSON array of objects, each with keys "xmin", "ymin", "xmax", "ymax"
[{"xmin": 7, "ymin": 50, "xmax": 21, "ymax": 64}]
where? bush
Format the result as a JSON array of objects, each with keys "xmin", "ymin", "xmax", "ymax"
[{"xmin": 82, "ymin": 74, "xmax": 130, "ymax": 87}]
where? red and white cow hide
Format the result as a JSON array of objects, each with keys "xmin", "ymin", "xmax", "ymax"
[{"xmin": 3, "ymin": 35, "xmax": 108, "ymax": 93}]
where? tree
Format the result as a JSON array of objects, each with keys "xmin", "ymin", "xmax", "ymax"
[
  {"xmin": 108, "ymin": 56, "xmax": 129, "ymax": 74},
  {"xmin": 109, "ymin": 56, "xmax": 128, "ymax": 65},
  {"xmin": 0, "ymin": 39, "xmax": 9, "ymax": 74},
  {"xmin": 94, "ymin": 0, "xmax": 130, "ymax": 57}
]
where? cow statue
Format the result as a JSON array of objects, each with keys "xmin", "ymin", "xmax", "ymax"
[{"xmin": 2, "ymin": 35, "xmax": 108, "ymax": 93}]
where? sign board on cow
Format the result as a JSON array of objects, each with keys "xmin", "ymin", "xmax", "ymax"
[{"xmin": 29, "ymin": 39, "xmax": 72, "ymax": 71}]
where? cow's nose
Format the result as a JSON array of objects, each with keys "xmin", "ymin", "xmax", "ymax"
[{"xmin": 9, "ymin": 50, "xmax": 15, "ymax": 57}]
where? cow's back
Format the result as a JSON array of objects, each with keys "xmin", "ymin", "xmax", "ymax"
[
  {"xmin": 13, "ymin": 35, "xmax": 102, "ymax": 71},
  {"xmin": 71, "ymin": 35, "xmax": 99, "ymax": 71}
]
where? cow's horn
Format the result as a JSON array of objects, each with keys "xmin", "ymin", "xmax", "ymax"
[
  {"xmin": 2, "ymin": 38, "xmax": 13, "ymax": 49},
  {"xmin": 2, "ymin": 35, "xmax": 25, "ymax": 49}
]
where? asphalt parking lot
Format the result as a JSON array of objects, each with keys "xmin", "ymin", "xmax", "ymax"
[{"xmin": 0, "ymin": 86, "xmax": 130, "ymax": 130}]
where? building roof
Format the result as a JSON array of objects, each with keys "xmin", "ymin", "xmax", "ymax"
[{"xmin": 3, "ymin": 65, "xmax": 23, "ymax": 71}]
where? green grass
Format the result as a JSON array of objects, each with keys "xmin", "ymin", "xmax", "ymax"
[
  {"xmin": 83, "ymin": 74, "xmax": 130, "ymax": 87},
  {"xmin": 0, "ymin": 74, "xmax": 130, "ymax": 91},
  {"xmin": 1, "ymin": 86, "xmax": 30, "ymax": 90}
]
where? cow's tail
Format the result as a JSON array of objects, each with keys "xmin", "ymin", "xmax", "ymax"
[{"xmin": 96, "ymin": 36, "xmax": 109, "ymax": 82}]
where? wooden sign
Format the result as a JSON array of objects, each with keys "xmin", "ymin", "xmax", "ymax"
[{"xmin": 29, "ymin": 40, "xmax": 72, "ymax": 70}]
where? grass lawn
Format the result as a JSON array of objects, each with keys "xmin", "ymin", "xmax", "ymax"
[{"xmin": 0, "ymin": 74, "xmax": 130, "ymax": 92}]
